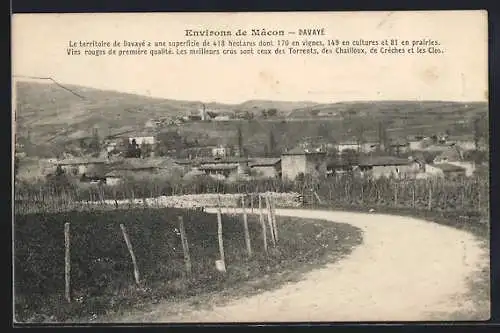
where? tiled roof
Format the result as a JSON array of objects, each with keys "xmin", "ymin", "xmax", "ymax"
[
  {"xmin": 199, "ymin": 157, "xmax": 250, "ymax": 164},
  {"xmin": 282, "ymin": 146, "xmax": 326, "ymax": 155},
  {"xmin": 432, "ymin": 163, "xmax": 466, "ymax": 172},
  {"xmin": 358, "ymin": 156, "xmax": 412, "ymax": 167},
  {"xmin": 198, "ymin": 165, "xmax": 238, "ymax": 171},
  {"xmin": 249, "ymin": 158, "xmax": 281, "ymax": 167},
  {"xmin": 57, "ymin": 157, "xmax": 107, "ymax": 165}
]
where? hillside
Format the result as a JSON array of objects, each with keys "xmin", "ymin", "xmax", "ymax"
[{"xmin": 14, "ymin": 81, "xmax": 488, "ymax": 158}]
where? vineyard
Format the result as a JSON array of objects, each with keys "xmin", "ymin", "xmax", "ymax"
[
  {"xmin": 13, "ymin": 173, "xmax": 489, "ymax": 322},
  {"xmin": 15, "ymin": 174, "xmax": 489, "ymax": 217}
]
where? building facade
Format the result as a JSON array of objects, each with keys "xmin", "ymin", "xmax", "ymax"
[
  {"xmin": 249, "ymin": 158, "xmax": 282, "ymax": 178},
  {"xmin": 129, "ymin": 136, "xmax": 156, "ymax": 146},
  {"xmin": 281, "ymin": 148, "xmax": 327, "ymax": 181}
]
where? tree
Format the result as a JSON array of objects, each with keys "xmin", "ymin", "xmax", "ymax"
[
  {"xmin": 89, "ymin": 128, "xmax": 101, "ymax": 156},
  {"xmin": 126, "ymin": 139, "xmax": 141, "ymax": 158},
  {"xmin": 14, "ymin": 156, "xmax": 20, "ymax": 178},
  {"xmin": 141, "ymin": 142, "xmax": 153, "ymax": 158},
  {"xmin": 341, "ymin": 149, "xmax": 359, "ymax": 165},
  {"xmin": 156, "ymin": 130, "xmax": 183, "ymax": 156},
  {"xmin": 355, "ymin": 122, "xmax": 366, "ymax": 152},
  {"xmin": 237, "ymin": 125, "xmax": 244, "ymax": 156},
  {"xmin": 267, "ymin": 108, "xmax": 278, "ymax": 117},
  {"xmin": 377, "ymin": 121, "xmax": 388, "ymax": 152},
  {"xmin": 317, "ymin": 123, "xmax": 330, "ymax": 140},
  {"xmin": 473, "ymin": 117, "xmax": 481, "ymax": 150},
  {"xmin": 268, "ymin": 130, "xmax": 276, "ymax": 156}
]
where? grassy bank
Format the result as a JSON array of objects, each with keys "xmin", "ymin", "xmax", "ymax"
[{"xmin": 14, "ymin": 208, "xmax": 363, "ymax": 323}]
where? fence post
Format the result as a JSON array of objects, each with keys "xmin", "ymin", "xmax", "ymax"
[
  {"xmin": 461, "ymin": 183, "xmax": 466, "ymax": 210},
  {"xmin": 271, "ymin": 196, "xmax": 278, "ymax": 243},
  {"xmin": 394, "ymin": 183, "xmax": 398, "ymax": 207},
  {"xmin": 360, "ymin": 182, "xmax": 364, "ymax": 204},
  {"xmin": 216, "ymin": 197, "xmax": 226, "ymax": 273},
  {"xmin": 64, "ymin": 223, "xmax": 71, "ymax": 303},
  {"xmin": 241, "ymin": 196, "xmax": 252, "ymax": 257},
  {"xmin": 412, "ymin": 183, "xmax": 416, "ymax": 208},
  {"xmin": 178, "ymin": 216, "xmax": 192, "ymax": 277},
  {"xmin": 476, "ymin": 180, "xmax": 482, "ymax": 212},
  {"xmin": 250, "ymin": 193, "xmax": 254, "ymax": 214},
  {"xmin": 265, "ymin": 195, "xmax": 276, "ymax": 246},
  {"xmin": 120, "ymin": 224, "xmax": 141, "ymax": 285},
  {"xmin": 427, "ymin": 181, "xmax": 433, "ymax": 211},
  {"xmin": 258, "ymin": 194, "xmax": 268, "ymax": 254}
]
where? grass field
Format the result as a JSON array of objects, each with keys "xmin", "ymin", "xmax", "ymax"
[{"xmin": 14, "ymin": 207, "xmax": 363, "ymax": 323}]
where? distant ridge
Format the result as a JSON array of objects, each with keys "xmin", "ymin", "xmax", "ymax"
[{"xmin": 14, "ymin": 80, "xmax": 488, "ymax": 156}]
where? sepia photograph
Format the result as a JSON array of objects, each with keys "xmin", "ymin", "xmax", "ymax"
[{"xmin": 12, "ymin": 11, "xmax": 489, "ymax": 324}]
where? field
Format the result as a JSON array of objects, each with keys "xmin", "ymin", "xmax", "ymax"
[{"xmin": 14, "ymin": 206, "xmax": 363, "ymax": 323}]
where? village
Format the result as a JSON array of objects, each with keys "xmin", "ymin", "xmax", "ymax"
[{"xmin": 19, "ymin": 122, "xmax": 487, "ymax": 189}]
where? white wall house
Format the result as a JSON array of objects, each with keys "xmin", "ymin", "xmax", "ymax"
[
  {"xmin": 129, "ymin": 136, "xmax": 156, "ymax": 145},
  {"xmin": 336, "ymin": 142, "xmax": 360, "ymax": 153}
]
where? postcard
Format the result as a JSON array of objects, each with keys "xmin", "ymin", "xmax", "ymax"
[{"xmin": 12, "ymin": 11, "xmax": 489, "ymax": 324}]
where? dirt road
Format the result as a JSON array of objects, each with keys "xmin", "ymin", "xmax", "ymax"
[{"xmin": 118, "ymin": 209, "xmax": 490, "ymax": 322}]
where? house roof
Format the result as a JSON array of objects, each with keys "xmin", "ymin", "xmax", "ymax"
[
  {"xmin": 432, "ymin": 163, "xmax": 466, "ymax": 172},
  {"xmin": 326, "ymin": 160, "xmax": 353, "ymax": 169},
  {"xmin": 249, "ymin": 158, "xmax": 281, "ymax": 167},
  {"xmin": 174, "ymin": 159, "xmax": 194, "ymax": 165},
  {"xmin": 57, "ymin": 157, "xmax": 107, "ymax": 165},
  {"xmin": 422, "ymin": 144, "xmax": 457, "ymax": 152},
  {"xmin": 199, "ymin": 157, "xmax": 250, "ymax": 164},
  {"xmin": 389, "ymin": 138, "xmax": 409, "ymax": 146},
  {"xmin": 183, "ymin": 169, "xmax": 207, "ymax": 179},
  {"xmin": 434, "ymin": 146, "xmax": 463, "ymax": 162},
  {"xmin": 198, "ymin": 165, "xmax": 238, "ymax": 171},
  {"xmin": 113, "ymin": 157, "xmax": 178, "ymax": 170},
  {"xmin": 105, "ymin": 170, "xmax": 127, "ymax": 177},
  {"xmin": 282, "ymin": 146, "xmax": 327, "ymax": 155},
  {"xmin": 358, "ymin": 156, "xmax": 412, "ymax": 167}
]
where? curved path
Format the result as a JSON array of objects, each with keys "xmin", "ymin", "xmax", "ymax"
[{"xmin": 121, "ymin": 209, "xmax": 489, "ymax": 322}]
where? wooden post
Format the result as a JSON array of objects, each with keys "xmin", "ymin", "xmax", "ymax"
[
  {"xmin": 265, "ymin": 195, "xmax": 276, "ymax": 246},
  {"xmin": 178, "ymin": 216, "xmax": 192, "ymax": 277},
  {"xmin": 394, "ymin": 183, "xmax": 398, "ymax": 207},
  {"xmin": 216, "ymin": 198, "xmax": 226, "ymax": 271},
  {"xmin": 412, "ymin": 183, "xmax": 416, "ymax": 208},
  {"xmin": 258, "ymin": 195, "xmax": 268, "ymax": 253},
  {"xmin": 120, "ymin": 224, "xmax": 141, "ymax": 285},
  {"xmin": 241, "ymin": 197, "xmax": 252, "ymax": 257},
  {"xmin": 250, "ymin": 193, "xmax": 254, "ymax": 214},
  {"xmin": 64, "ymin": 223, "xmax": 71, "ymax": 303},
  {"xmin": 313, "ymin": 191, "xmax": 322, "ymax": 205},
  {"xmin": 427, "ymin": 182, "xmax": 433, "ymax": 211},
  {"xmin": 271, "ymin": 196, "xmax": 278, "ymax": 243},
  {"xmin": 461, "ymin": 185, "xmax": 465, "ymax": 210}
]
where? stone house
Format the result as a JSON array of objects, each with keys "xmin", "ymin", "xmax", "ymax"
[
  {"xmin": 281, "ymin": 147, "xmax": 327, "ymax": 181},
  {"xmin": 249, "ymin": 158, "xmax": 282, "ymax": 178},
  {"xmin": 56, "ymin": 157, "xmax": 107, "ymax": 176},
  {"xmin": 357, "ymin": 156, "xmax": 422, "ymax": 179}
]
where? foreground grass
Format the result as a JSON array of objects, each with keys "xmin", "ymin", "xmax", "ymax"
[{"xmin": 14, "ymin": 208, "xmax": 363, "ymax": 323}]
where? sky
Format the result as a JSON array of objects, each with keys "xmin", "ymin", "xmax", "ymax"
[{"xmin": 12, "ymin": 11, "xmax": 488, "ymax": 104}]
